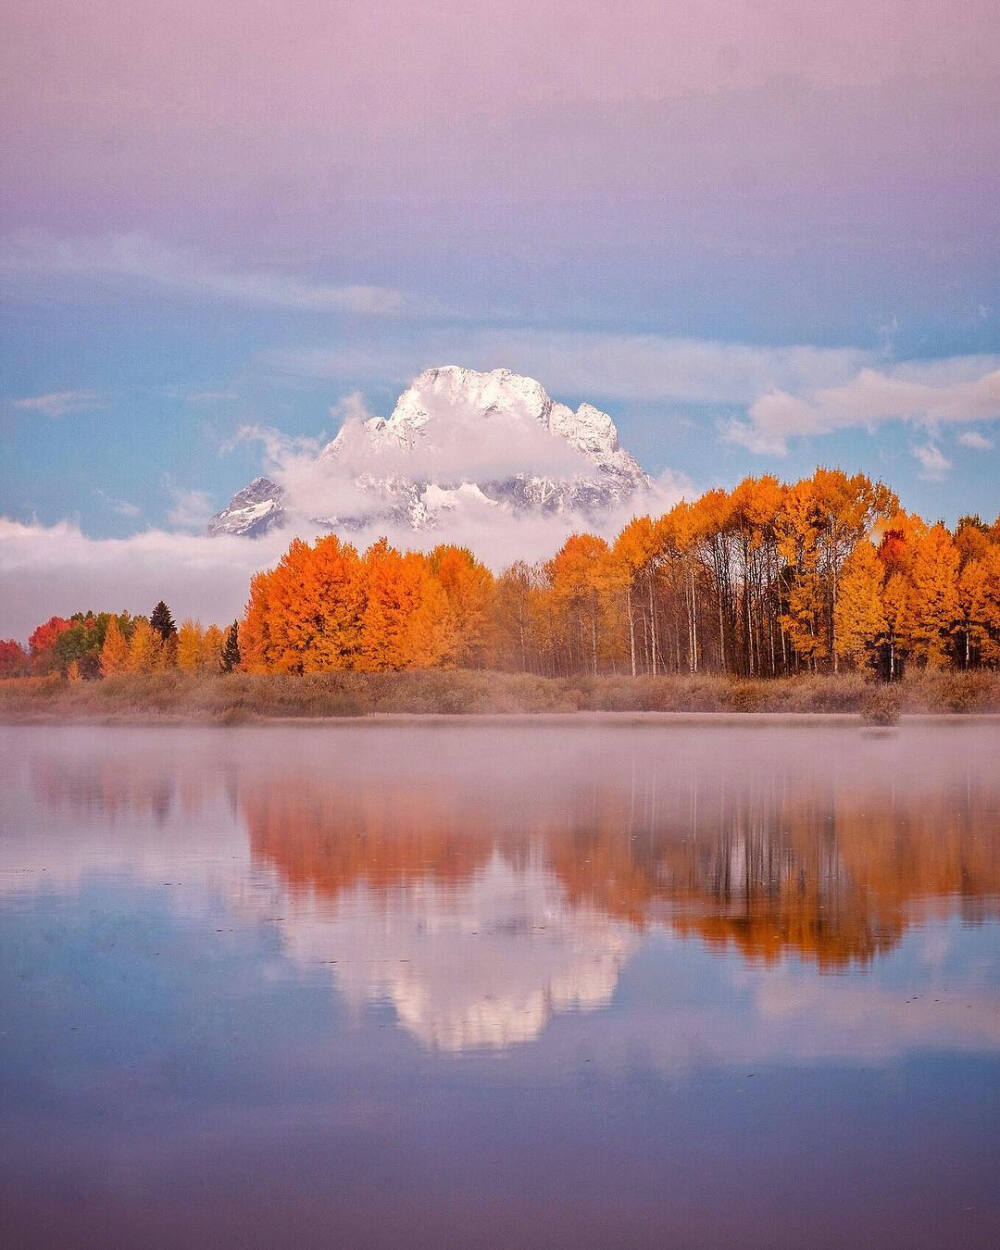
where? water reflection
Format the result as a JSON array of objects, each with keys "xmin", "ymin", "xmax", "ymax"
[
  {"xmin": 3, "ymin": 722, "xmax": 999, "ymax": 1058},
  {"xmin": 241, "ymin": 732, "xmax": 1000, "ymax": 971},
  {"xmin": 2, "ymin": 722, "xmax": 999, "ymax": 1249}
]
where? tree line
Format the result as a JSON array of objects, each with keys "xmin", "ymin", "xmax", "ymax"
[
  {"xmin": 240, "ymin": 469, "xmax": 1000, "ymax": 679},
  {"xmin": 3, "ymin": 469, "xmax": 999, "ymax": 681},
  {"xmin": 0, "ymin": 603, "xmax": 241, "ymax": 680}
]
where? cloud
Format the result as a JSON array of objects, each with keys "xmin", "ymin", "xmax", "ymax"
[
  {"xmin": 958, "ymin": 429, "xmax": 995, "ymax": 450},
  {"xmin": 0, "ymin": 517, "xmax": 290, "ymax": 640},
  {"xmin": 912, "ymin": 442, "xmax": 952, "ymax": 481},
  {"xmin": 271, "ymin": 336, "xmax": 1000, "ymax": 458},
  {"xmin": 269, "ymin": 331, "xmax": 870, "ymax": 405},
  {"xmin": 12, "ymin": 389, "xmax": 106, "ymax": 417},
  {"xmin": 725, "ymin": 359, "xmax": 1000, "ymax": 453},
  {"xmin": 166, "ymin": 487, "xmax": 215, "ymax": 530},
  {"xmin": 0, "ymin": 232, "xmax": 406, "ymax": 316}
]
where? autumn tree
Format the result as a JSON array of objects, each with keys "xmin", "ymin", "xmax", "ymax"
[
  {"xmin": 240, "ymin": 572, "xmax": 273, "ymax": 673},
  {"xmin": 546, "ymin": 534, "xmax": 620, "ymax": 676},
  {"xmin": 100, "ymin": 616, "xmax": 130, "ymax": 676},
  {"xmin": 613, "ymin": 516, "xmax": 664, "ymax": 676},
  {"xmin": 359, "ymin": 541, "xmax": 455, "ymax": 671},
  {"xmin": 880, "ymin": 574, "xmax": 910, "ymax": 680},
  {"xmin": 834, "ymin": 540, "xmax": 886, "ymax": 670},
  {"xmin": 975, "ymin": 544, "xmax": 1000, "ymax": 667},
  {"xmin": 125, "ymin": 618, "xmax": 162, "ymax": 674},
  {"xmin": 428, "ymin": 545, "xmax": 495, "ymax": 667},
  {"xmin": 491, "ymin": 562, "xmax": 541, "ymax": 672},
  {"xmin": 202, "ymin": 624, "xmax": 225, "ymax": 674},
  {"xmin": 901, "ymin": 524, "xmax": 960, "ymax": 668},
  {"xmin": 0, "ymin": 640, "xmax": 29, "ymax": 678},
  {"xmin": 952, "ymin": 559, "xmax": 986, "ymax": 669},
  {"xmin": 809, "ymin": 469, "xmax": 897, "ymax": 671},
  {"xmin": 28, "ymin": 616, "xmax": 73, "ymax": 675},
  {"xmin": 776, "ymin": 480, "xmax": 826, "ymax": 671}
]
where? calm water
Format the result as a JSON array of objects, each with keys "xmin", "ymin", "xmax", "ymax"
[{"xmin": 1, "ymin": 721, "xmax": 998, "ymax": 1249}]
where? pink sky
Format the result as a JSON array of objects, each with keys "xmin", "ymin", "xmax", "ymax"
[{"xmin": 4, "ymin": 1, "xmax": 999, "ymax": 247}]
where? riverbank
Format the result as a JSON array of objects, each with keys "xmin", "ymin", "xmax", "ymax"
[{"xmin": 2, "ymin": 669, "xmax": 1000, "ymax": 724}]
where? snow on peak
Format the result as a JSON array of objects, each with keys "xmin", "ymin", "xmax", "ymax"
[{"xmin": 208, "ymin": 366, "xmax": 651, "ymax": 537}]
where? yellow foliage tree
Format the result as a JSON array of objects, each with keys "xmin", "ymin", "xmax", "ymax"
[
  {"xmin": 977, "ymin": 545, "xmax": 1000, "ymax": 666},
  {"xmin": 546, "ymin": 534, "xmax": 620, "ymax": 676},
  {"xmin": 201, "ymin": 624, "xmax": 225, "ymax": 673},
  {"xmin": 125, "ymin": 618, "xmax": 162, "ymax": 674},
  {"xmin": 176, "ymin": 619, "xmax": 206, "ymax": 673},
  {"xmin": 834, "ymin": 540, "xmax": 887, "ymax": 668},
  {"xmin": 901, "ymin": 524, "xmax": 960, "ymax": 668},
  {"xmin": 100, "ymin": 615, "xmax": 130, "ymax": 677},
  {"xmin": 881, "ymin": 573, "xmax": 910, "ymax": 680},
  {"xmin": 429, "ymin": 545, "xmax": 495, "ymax": 668}
]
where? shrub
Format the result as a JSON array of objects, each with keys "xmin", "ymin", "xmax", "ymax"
[{"xmin": 861, "ymin": 685, "xmax": 901, "ymax": 726}]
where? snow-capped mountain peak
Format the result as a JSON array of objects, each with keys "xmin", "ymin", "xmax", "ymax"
[
  {"xmin": 208, "ymin": 367, "xmax": 650, "ymax": 536},
  {"xmin": 206, "ymin": 476, "xmax": 283, "ymax": 538}
]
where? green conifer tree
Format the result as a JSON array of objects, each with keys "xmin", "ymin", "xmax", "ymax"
[
  {"xmin": 150, "ymin": 601, "xmax": 177, "ymax": 641},
  {"xmin": 221, "ymin": 621, "xmax": 241, "ymax": 672}
]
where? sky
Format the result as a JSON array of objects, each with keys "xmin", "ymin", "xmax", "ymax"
[{"xmin": 1, "ymin": 1, "xmax": 999, "ymax": 635}]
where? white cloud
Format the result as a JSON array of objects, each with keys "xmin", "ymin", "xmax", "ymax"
[
  {"xmin": 0, "ymin": 231, "xmax": 406, "ymax": 316},
  {"xmin": 958, "ymin": 429, "xmax": 995, "ymax": 450},
  {"xmin": 725, "ymin": 360, "xmax": 1000, "ymax": 454},
  {"xmin": 912, "ymin": 442, "xmax": 952, "ymax": 480},
  {"xmin": 166, "ymin": 487, "xmax": 215, "ymax": 530},
  {"xmin": 0, "ymin": 518, "xmax": 291, "ymax": 640},
  {"xmin": 269, "ymin": 331, "xmax": 870, "ymax": 405},
  {"xmin": 268, "ymin": 332, "xmax": 1000, "ymax": 455},
  {"xmin": 12, "ymin": 389, "xmax": 106, "ymax": 417}
]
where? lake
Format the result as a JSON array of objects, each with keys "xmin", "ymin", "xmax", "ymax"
[{"xmin": 1, "ymin": 721, "xmax": 998, "ymax": 1248}]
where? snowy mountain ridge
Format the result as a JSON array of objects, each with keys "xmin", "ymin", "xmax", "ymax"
[{"xmin": 207, "ymin": 366, "xmax": 651, "ymax": 537}]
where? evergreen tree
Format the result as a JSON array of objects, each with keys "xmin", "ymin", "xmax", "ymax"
[
  {"xmin": 222, "ymin": 620, "xmax": 241, "ymax": 672},
  {"xmin": 150, "ymin": 600, "xmax": 177, "ymax": 641}
]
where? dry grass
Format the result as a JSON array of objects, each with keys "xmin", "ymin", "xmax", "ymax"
[{"xmin": 2, "ymin": 668, "xmax": 999, "ymax": 723}]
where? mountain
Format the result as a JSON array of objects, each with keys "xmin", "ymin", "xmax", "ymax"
[
  {"xmin": 206, "ymin": 476, "xmax": 284, "ymax": 538},
  {"xmin": 207, "ymin": 366, "xmax": 650, "ymax": 537}
]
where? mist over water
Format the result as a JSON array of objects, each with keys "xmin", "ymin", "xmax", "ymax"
[{"xmin": 1, "ymin": 722, "xmax": 998, "ymax": 1248}]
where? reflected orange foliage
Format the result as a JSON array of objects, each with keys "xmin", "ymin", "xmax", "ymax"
[{"xmin": 239, "ymin": 753, "xmax": 1000, "ymax": 969}]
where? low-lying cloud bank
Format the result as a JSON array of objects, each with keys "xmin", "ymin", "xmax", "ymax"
[
  {"xmin": 0, "ymin": 519, "xmax": 288, "ymax": 640},
  {"xmin": 0, "ymin": 471, "xmax": 688, "ymax": 641}
]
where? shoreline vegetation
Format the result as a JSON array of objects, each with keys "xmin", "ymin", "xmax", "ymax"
[{"xmin": 2, "ymin": 669, "xmax": 1000, "ymax": 725}]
